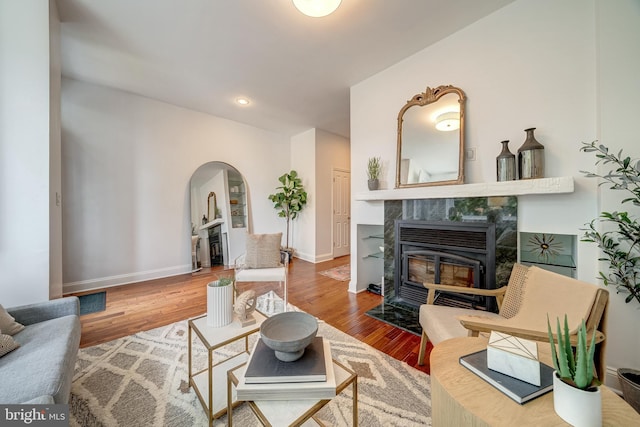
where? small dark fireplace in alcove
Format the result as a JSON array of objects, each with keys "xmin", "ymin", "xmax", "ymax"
[{"xmin": 366, "ymin": 196, "xmax": 516, "ymax": 335}]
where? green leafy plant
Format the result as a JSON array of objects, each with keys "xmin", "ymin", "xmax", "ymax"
[
  {"xmin": 580, "ymin": 141, "xmax": 640, "ymax": 304},
  {"xmin": 268, "ymin": 170, "xmax": 308, "ymax": 250},
  {"xmin": 367, "ymin": 157, "xmax": 381, "ymax": 180},
  {"xmin": 212, "ymin": 274, "xmax": 234, "ymax": 287},
  {"xmin": 547, "ymin": 315, "xmax": 600, "ymax": 390}
]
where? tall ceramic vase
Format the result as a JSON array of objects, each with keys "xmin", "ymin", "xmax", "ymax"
[
  {"xmin": 517, "ymin": 127, "xmax": 545, "ymax": 179},
  {"xmin": 553, "ymin": 372, "xmax": 602, "ymax": 427},
  {"xmin": 496, "ymin": 140, "xmax": 516, "ymax": 181},
  {"xmin": 206, "ymin": 281, "xmax": 234, "ymax": 327}
]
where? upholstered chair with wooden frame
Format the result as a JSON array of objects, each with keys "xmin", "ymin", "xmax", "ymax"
[
  {"xmin": 418, "ymin": 263, "xmax": 609, "ymax": 380},
  {"xmin": 234, "ymin": 232, "xmax": 289, "ymax": 315}
]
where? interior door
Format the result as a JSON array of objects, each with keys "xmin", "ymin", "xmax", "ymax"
[{"xmin": 332, "ymin": 169, "xmax": 350, "ymax": 257}]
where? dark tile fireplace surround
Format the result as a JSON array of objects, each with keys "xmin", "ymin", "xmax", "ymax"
[{"xmin": 365, "ymin": 196, "xmax": 517, "ymax": 335}]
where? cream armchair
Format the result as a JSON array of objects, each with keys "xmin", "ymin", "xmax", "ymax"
[
  {"xmin": 418, "ymin": 264, "xmax": 609, "ymax": 379},
  {"xmin": 234, "ymin": 233, "xmax": 289, "ymax": 315}
]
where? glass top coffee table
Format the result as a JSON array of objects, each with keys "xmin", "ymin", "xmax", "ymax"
[{"xmin": 227, "ymin": 358, "xmax": 358, "ymax": 426}]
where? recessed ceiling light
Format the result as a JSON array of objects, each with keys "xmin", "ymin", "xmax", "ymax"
[
  {"xmin": 293, "ymin": 0, "xmax": 341, "ymax": 18},
  {"xmin": 236, "ymin": 97, "xmax": 250, "ymax": 106}
]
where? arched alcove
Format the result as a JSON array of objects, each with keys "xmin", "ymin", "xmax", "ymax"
[{"xmin": 189, "ymin": 162, "xmax": 249, "ymax": 272}]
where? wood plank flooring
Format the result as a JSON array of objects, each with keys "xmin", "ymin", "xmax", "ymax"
[{"xmin": 70, "ymin": 256, "xmax": 431, "ymax": 374}]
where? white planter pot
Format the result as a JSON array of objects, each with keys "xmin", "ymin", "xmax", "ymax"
[
  {"xmin": 553, "ymin": 372, "xmax": 602, "ymax": 427},
  {"xmin": 206, "ymin": 282, "xmax": 234, "ymax": 327}
]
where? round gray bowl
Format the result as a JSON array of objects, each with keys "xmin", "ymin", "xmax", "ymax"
[{"xmin": 260, "ymin": 312, "xmax": 318, "ymax": 362}]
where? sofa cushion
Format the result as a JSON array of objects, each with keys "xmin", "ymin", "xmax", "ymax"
[
  {"xmin": 0, "ymin": 333, "xmax": 19, "ymax": 357},
  {"xmin": 0, "ymin": 304, "xmax": 25, "ymax": 335},
  {"xmin": 0, "ymin": 315, "xmax": 81, "ymax": 404},
  {"xmin": 245, "ymin": 233, "xmax": 283, "ymax": 268}
]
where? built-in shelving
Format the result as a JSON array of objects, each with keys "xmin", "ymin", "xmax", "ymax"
[
  {"xmin": 363, "ymin": 233, "xmax": 384, "ymax": 259},
  {"xmin": 228, "ymin": 178, "xmax": 246, "ymax": 229},
  {"xmin": 519, "ymin": 232, "xmax": 577, "ymax": 277},
  {"xmin": 355, "ymin": 176, "xmax": 574, "ymax": 201},
  {"xmin": 357, "ymin": 225, "xmax": 384, "ymax": 291}
]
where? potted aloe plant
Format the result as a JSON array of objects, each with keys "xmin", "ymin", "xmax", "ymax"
[
  {"xmin": 367, "ymin": 156, "xmax": 381, "ymax": 190},
  {"xmin": 581, "ymin": 141, "xmax": 640, "ymax": 412},
  {"xmin": 206, "ymin": 274, "xmax": 234, "ymax": 327},
  {"xmin": 548, "ymin": 315, "xmax": 601, "ymax": 426}
]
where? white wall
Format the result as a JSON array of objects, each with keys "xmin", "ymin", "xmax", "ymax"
[
  {"xmin": 595, "ymin": 0, "xmax": 640, "ymax": 380},
  {"xmin": 351, "ymin": 0, "xmax": 639, "ymax": 386},
  {"xmin": 352, "ymin": 0, "xmax": 598, "ymax": 291},
  {"xmin": 290, "ymin": 129, "xmax": 316, "ymax": 261},
  {"xmin": 49, "ymin": 0, "xmax": 63, "ymax": 300},
  {"xmin": 0, "ymin": 1, "xmax": 54, "ymax": 307},
  {"xmin": 289, "ymin": 129, "xmax": 350, "ymax": 263},
  {"xmin": 315, "ymin": 129, "xmax": 350, "ymax": 262},
  {"xmin": 61, "ymin": 79, "xmax": 290, "ymax": 292}
]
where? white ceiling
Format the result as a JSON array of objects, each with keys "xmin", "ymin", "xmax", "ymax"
[{"xmin": 56, "ymin": 0, "xmax": 514, "ymax": 138}]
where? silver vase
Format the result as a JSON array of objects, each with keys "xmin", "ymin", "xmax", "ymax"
[
  {"xmin": 517, "ymin": 127, "xmax": 545, "ymax": 179},
  {"xmin": 496, "ymin": 140, "xmax": 516, "ymax": 181}
]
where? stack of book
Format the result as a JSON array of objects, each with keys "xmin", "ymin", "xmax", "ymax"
[
  {"xmin": 459, "ymin": 349, "xmax": 554, "ymax": 404},
  {"xmin": 235, "ymin": 336, "xmax": 336, "ymax": 400}
]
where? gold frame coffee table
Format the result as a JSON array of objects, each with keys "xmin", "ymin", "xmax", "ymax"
[
  {"xmin": 227, "ymin": 358, "xmax": 358, "ymax": 426},
  {"xmin": 188, "ymin": 311, "xmax": 267, "ymax": 426}
]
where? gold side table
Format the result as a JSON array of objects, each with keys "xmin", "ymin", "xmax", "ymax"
[
  {"xmin": 188, "ymin": 312, "xmax": 266, "ymax": 426},
  {"xmin": 227, "ymin": 358, "xmax": 358, "ymax": 426}
]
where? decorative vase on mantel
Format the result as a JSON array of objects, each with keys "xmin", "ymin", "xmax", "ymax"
[
  {"xmin": 517, "ymin": 127, "xmax": 545, "ymax": 179},
  {"xmin": 368, "ymin": 179, "xmax": 379, "ymax": 191},
  {"xmin": 496, "ymin": 140, "xmax": 516, "ymax": 181},
  {"xmin": 206, "ymin": 277, "xmax": 234, "ymax": 327}
]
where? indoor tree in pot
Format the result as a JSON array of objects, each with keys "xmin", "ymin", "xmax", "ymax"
[
  {"xmin": 548, "ymin": 315, "xmax": 601, "ymax": 427},
  {"xmin": 367, "ymin": 156, "xmax": 381, "ymax": 190},
  {"xmin": 268, "ymin": 170, "xmax": 308, "ymax": 259},
  {"xmin": 581, "ymin": 141, "xmax": 640, "ymax": 412}
]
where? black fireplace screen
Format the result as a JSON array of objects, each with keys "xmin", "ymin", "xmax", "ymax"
[
  {"xmin": 404, "ymin": 250, "xmax": 481, "ymax": 289},
  {"xmin": 394, "ymin": 220, "xmax": 496, "ymax": 310}
]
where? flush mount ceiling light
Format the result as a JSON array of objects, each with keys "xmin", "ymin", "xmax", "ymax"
[
  {"xmin": 293, "ymin": 0, "xmax": 342, "ymax": 17},
  {"xmin": 235, "ymin": 97, "xmax": 250, "ymax": 106},
  {"xmin": 435, "ymin": 112, "xmax": 460, "ymax": 132}
]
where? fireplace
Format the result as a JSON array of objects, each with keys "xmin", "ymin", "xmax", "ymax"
[
  {"xmin": 393, "ymin": 220, "xmax": 496, "ymax": 310},
  {"xmin": 365, "ymin": 196, "xmax": 516, "ymax": 335}
]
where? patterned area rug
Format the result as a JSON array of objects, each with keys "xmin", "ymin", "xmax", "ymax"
[
  {"xmin": 319, "ymin": 264, "xmax": 351, "ymax": 281},
  {"xmin": 70, "ymin": 316, "xmax": 431, "ymax": 426}
]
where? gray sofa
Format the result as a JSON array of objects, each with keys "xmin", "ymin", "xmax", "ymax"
[{"xmin": 0, "ymin": 297, "xmax": 81, "ymax": 404}]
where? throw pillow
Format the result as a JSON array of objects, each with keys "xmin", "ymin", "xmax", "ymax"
[
  {"xmin": 245, "ymin": 233, "xmax": 283, "ymax": 269},
  {"xmin": 0, "ymin": 304, "xmax": 25, "ymax": 336},
  {"xmin": 0, "ymin": 333, "xmax": 20, "ymax": 358}
]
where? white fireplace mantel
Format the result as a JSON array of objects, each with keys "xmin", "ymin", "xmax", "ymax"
[{"xmin": 355, "ymin": 176, "xmax": 574, "ymax": 201}]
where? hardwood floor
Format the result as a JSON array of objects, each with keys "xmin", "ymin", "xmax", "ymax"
[{"xmin": 70, "ymin": 256, "xmax": 431, "ymax": 374}]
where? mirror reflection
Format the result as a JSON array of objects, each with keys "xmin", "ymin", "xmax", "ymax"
[
  {"xmin": 190, "ymin": 162, "xmax": 248, "ymax": 273},
  {"xmin": 396, "ymin": 85, "xmax": 466, "ymax": 188}
]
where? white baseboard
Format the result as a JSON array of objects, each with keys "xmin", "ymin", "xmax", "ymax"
[
  {"xmin": 604, "ymin": 366, "xmax": 623, "ymax": 395},
  {"xmin": 292, "ymin": 250, "xmax": 334, "ymax": 264},
  {"xmin": 63, "ymin": 264, "xmax": 191, "ymax": 294}
]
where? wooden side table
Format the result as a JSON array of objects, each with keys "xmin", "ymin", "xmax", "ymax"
[
  {"xmin": 227, "ymin": 359, "xmax": 358, "ymax": 426},
  {"xmin": 188, "ymin": 312, "xmax": 266, "ymax": 426},
  {"xmin": 430, "ymin": 337, "xmax": 640, "ymax": 426}
]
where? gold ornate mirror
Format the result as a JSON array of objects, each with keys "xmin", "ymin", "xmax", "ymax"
[{"xmin": 396, "ymin": 85, "xmax": 466, "ymax": 188}]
